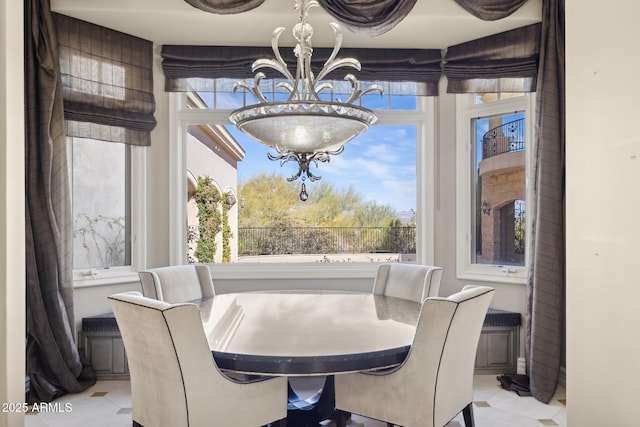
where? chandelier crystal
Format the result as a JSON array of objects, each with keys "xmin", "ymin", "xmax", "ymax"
[{"xmin": 230, "ymin": 0, "xmax": 382, "ymax": 201}]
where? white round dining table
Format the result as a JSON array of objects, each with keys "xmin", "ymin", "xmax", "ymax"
[{"xmin": 195, "ymin": 290, "xmax": 421, "ymax": 376}]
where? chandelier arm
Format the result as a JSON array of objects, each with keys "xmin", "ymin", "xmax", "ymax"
[
  {"xmin": 306, "ymin": 171, "xmax": 322, "ymax": 181},
  {"xmin": 319, "ymin": 22, "xmax": 343, "ymax": 71},
  {"xmin": 301, "ymin": 0, "xmax": 319, "ymax": 16},
  {"xmin": 329, "ymin": 146, "xmax": 344, "ymax": 155},
  {"xmin": 315, "ymin": 58, "xmax": 361, "ymax": 84},
  {"xmin": 290, "ymin": 52, "xmax": 305, "ymax": 101},
  {"xmin": 287, "ymin": 168, "xmax": 304, "ymax": 182},
  {"xmin": 271, "ymin": 27, "xmax": 294, "ymax": 80},
  {"xmin": 276, "ymin": 82, "xmax": 295, "ymax": 96},
  {"xmin": 253, "ymin": 27, "xmax": 294, "ymax": 82},
  {"xmin": 343, "ymin": 75, "xmax": 361, "ymax": 104},
  {"xmin": 253, "ymin": 58, "xmax": 293, "ymax": 84},
  {"xmin": 232, "ymin": 80, "xmax": 268, "ymax": 103},
  {"xmin": 314, "ymin": 82, "xmax": 333, "ymax": 94},
  {"xmin": 344, "ymin": 78, "xmax": 384, "ymax": 104},
  {"xmin": 304, "ymin": 56, "xmax": 321, "ymax": 100},
  {"xmin": 360, "ymin": 84, "xmax": 385, "ymax": 97}
]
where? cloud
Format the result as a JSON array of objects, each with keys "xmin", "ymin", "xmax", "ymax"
[
  {"xmin": 359, "ymin": 178, "xmax": 416, "ymax": 210},
  {"xmin": 235, "ymin": 122, "xmax": 417, "ymax": 210}
]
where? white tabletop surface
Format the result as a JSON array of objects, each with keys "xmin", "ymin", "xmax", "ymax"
[{"xmin": 196, "ymin": 290, "xmax": 421, "ymax": 375}]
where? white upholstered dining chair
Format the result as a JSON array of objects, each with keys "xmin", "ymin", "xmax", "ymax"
[
  {"xmin": 334, "ymin": 285, "xmax": 494, "ymax": 427},
  {"xmin": 108, "ymin": 291, "xmax": 288, "ymax": 427},
  {"xmin": 372, "ymin": 263, "xmax": 443, "ymax": 302},
  {"xmin": 138, "ymin": 264, "xmax": 214, "ymax": 303}
]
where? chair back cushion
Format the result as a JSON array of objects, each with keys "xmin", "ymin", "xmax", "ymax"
[
  {"xmin": 109, "ymin": 292, "xmax": 195, "ymax": 426},
  {"xmin": 334, "ymin": 285, "xmax": 493, "ymax": 427},
  {"xmin": 373, "ymin": 263, "xmax": 443, "ymax": 302},
  {"xmin": 109, "ymin": 291, "xmax": 288, "ymax": 427},
  {"xmin": 139, "ymin": 264, "xmax": 215, "ymax": 303},
  {"xmin": 411, "ymin": 285, "xmax": 494, "ymax": 426}
]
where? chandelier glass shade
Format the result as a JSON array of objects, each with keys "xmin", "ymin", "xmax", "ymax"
[{"xmin": 229, "ymin": 0, "xmax": 382, "ymax": 200}]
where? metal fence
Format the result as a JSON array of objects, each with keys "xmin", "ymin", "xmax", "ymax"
[
  {"xmin": 237, "ymin": 226, "xmax": 416, "ymax": 256},
  {"xmin": 482, "ymin": 118, "xmax": 525, "ymax": 159}
]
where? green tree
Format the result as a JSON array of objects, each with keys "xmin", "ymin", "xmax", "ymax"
[
  {"xmin": 354, "ymin": 201, "xmax": 399, "ymax": 226},
  {"xmin": 238, "ymin": 173, "xmax": 400, "ymax": 228},
  {"xmin": 238, "ymin": 172, "xmax": 302, "ymax": 227},
  {"xmin": 296, "ymin": 182, "xmax": 362, "ymax": 226}
]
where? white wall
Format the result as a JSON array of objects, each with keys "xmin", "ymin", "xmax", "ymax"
[
  {"xmin": 566, "ymin": 1, "xmax": 640, "ymax": 425},
  {"xmin": 0, "ymin": 1, "xmax": 25, "ymax": 426},
  {"xmin": 145, "ymin": 46, "xmax": 172, "ymax": 269}
]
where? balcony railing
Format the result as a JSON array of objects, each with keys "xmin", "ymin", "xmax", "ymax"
[
  {"xmin": 188, "ymin": 226, "xmax": 417, "ymax": 256},
  {"xmin": 482, "ymin": 118, "xmax": 525, "ymax": 159}
]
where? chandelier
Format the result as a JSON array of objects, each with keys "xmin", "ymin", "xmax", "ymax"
[{"xmin": 230, "ymin": 0, "xmax": 382, "ymax": 201}]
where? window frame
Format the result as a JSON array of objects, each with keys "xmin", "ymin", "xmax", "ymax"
[
  {"xmin": 72, "ymin": 142, "xmax": 147, "ymax": 287},
  {"xmin": 455, "ymin": 93, "xmax": 535, "ymax": 284},
  {"xmin": 169, "ymin": 92, "xmax": 436, "ymax": 277}
]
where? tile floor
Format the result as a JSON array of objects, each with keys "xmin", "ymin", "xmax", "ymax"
[{"xmin": 25, "ymin": 375, "xmax": 566, "ymax": 427}]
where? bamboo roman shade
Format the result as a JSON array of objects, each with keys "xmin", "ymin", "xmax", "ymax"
[
  {"xmin": 161, "ymin": 45, "xmax": 443, "ymax": 96},
  {"xmin": 443, "ymin": 23, "xmax": 541, "ymax": 93},
  {"xmin": 54, "ymin": 13, "xmax": 157, "ymax": 146}
]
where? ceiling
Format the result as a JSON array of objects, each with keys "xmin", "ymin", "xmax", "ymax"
[{"xmin": 51, "ymin": 0, "xmax": 541, "ymax": 49}]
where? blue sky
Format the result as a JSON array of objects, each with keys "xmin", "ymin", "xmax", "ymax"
[{"xmin": 228, "ymin": 123, "xmax": 417, "ymax": 213}]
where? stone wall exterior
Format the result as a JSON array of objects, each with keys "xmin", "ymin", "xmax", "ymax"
[{"xmin": 479, "ymin": 157, "xmax": 525, "ymax": 264}]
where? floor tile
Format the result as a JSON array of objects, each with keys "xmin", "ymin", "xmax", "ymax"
[
  {"xmin": 488, "ymin": 388, "xmax": 565, "ymax": 420},
  {"xmin": 25, "ymin": 375, "xmax": 566, "ymax": 427}
]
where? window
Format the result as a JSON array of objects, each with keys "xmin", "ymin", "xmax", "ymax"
[
  {"xmin": 456, "ymin": 93, "xmax": 535, "ymax": 283},
  {"xmin": 71, "ymin": 137, "xmax": 145, "ymax": 282},
  {"xmin": 170, "ymin": 91, "xmax": 435, "ymax": 268}
]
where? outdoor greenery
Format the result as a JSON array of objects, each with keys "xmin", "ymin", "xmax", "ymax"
[
  {"xmin": 238, "ymin": 172, "xmax": 401, "ymax": 228},
  {"xmin": 221, "ymin": 206, "xmax": 232, "ymax": 263},
  {"xmin": 73, "ymin": 213, "xmax": 125, "ymax": 268},
  {"xmin": 193, "ymin": 176, "xmax": 222, "ymax": 263},
  {"xmin": 237, "ymin": 172, "xmax": 416, "ymax": 256}
]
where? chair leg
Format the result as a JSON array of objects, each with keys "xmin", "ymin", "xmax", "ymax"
[
  {"xmin": 334, "ymin": 409, "xmax": 350, "ymax": 427},
  {"xmin": 462, "ymin": 403, "xmax": 475, "ymax": 427}
]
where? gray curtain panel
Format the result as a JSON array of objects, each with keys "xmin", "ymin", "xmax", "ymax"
[
  {"xmin": 183, "ymin": 0, "xmax": 266, "ymax": 14},
  {"xmin": 161, "ymin": 45, "xmax": 442, "ymax": 95},
  {"xmin": 442, "ymin": 12, "xmax": 565, "ymax": 403},
  {"xmin": 443, "ymin": 23, "xmax": 541, "ymax": 93},
  {"xmin": 53, "ymin": 13, "xmax": 157, "ymax": 146},
  {"xmin": 25, "ymin": 0, "xmax": 95, "ymax": 403},
  {"xmin": 526, "ymin": 0, "xmax": 565, "ymax": 404},
  {"xmin": 317, "ymin": 0, "xmax": 417, "ymax": 36},
  {"xmin": 454, "ymin": 0, "xmax": 530, "ymax": 21}
]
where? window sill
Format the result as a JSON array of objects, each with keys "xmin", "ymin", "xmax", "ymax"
[
  {"xmin": 209, "ymin": 262, "xmax": 381, "ymax": 281},
  {"xmin": 73, "ymin": 269, "xmax": 140, "ymax": 289},
  {"xmin": 457, "ymin": 266, "xmax": 527, "ymax": 285}
]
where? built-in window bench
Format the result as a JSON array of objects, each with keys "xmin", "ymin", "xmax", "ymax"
[
  {"xmin": 79, "ymin": 308, "xmax": 521, "ymax": 380},
  {"xmin": 79, "ymin": 313, "xmax": 129, "ymax": 380},
  {"xmin": 475, "ymin": 308, "xmax": 521, "ymax": 374}
]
